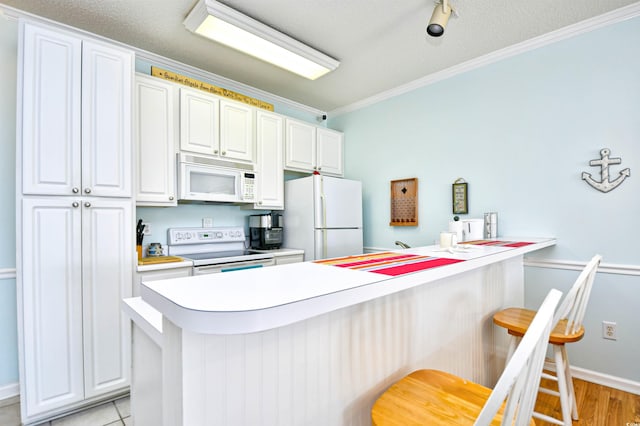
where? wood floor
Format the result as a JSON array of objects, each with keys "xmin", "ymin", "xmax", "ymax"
[{"xmin": 534, "ymin": 374, "xmax": 640, "ymax": 426}]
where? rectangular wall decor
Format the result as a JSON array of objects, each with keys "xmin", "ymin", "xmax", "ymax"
[{"xmin": 390, "ymin": 178, "xmax": 418, "ymax": 226}]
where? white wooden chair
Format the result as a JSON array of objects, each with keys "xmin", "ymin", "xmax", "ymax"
[
  {"xmin": 372, "ymin": 288, "xmax": 562, "ymax": 426},
  {"xmin": 493, "ymin": 254, "xmax": 602, "ymax": 426}
]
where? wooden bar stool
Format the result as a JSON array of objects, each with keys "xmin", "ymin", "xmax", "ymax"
[
  {"xmin": 493, "ymin": 254, "xmax": 601, "ymax": 426},
  {"xmin": 372, "ymin": 289, "xmax": 563, "ymax": 426}
]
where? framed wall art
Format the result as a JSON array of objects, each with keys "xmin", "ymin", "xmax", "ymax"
[{"xmin": 452, "ymin": 178, "xmax": 468, "ymax": 215}]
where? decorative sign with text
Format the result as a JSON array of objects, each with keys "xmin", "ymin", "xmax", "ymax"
[{"xmin": 151, "ymin": 66, "xmax": 274, "ymax": 111}]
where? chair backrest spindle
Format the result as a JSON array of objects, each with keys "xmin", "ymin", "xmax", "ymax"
[
  {"xmin": 553, "ymin": 255, "xmax": 601, "ymax": 335},
  {"xmin": 475, "ymin": 288, "xmax": 563, "ymax": 426}
]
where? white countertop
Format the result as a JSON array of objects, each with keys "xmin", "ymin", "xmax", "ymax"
[{"xmin": 139, "ymin": 237, "xmax": 555, "ymax": 335}]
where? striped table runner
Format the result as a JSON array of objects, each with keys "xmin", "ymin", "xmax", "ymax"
[
  {"xmin": 461, "ymin": 240, "xmax": 534, "ymax": 248},
  {"xmin": 315, "ymin": 252, "xmax": 465, "ymax": 277}
]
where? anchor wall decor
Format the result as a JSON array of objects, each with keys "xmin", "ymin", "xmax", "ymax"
[{"xmin": 582, "ymin": 148, "xmax": 630, "ymax": 193}]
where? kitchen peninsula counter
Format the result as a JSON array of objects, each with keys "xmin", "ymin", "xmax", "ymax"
[
  {"xmin": 139, "ymin": 237, "xmax": 554, "ymax": 334},
  {"xmin": 126, "ymin": 237, "xmax": 555, "ymax": 426}
]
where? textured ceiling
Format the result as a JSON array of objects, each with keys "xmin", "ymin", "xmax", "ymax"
[{"xmin": 2, "ymin": 0, "xmax": 639, "ymax": 112}]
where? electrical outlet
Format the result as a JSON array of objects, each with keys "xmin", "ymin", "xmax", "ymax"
[
  {"xmin": 602, "ymin": 321, "xmax": 617, "ymax": 340},
  {"xmin": 202, "ymin": 217, "xmax": 213, "ymax": 227},
  {"xmin": 142, "ymin": 222, "xmax": 151, "ymax": 235}
]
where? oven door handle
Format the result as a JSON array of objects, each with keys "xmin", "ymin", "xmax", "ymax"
[{"xmin": 220, "ymin": 264, "xmax": 264, "ymax": 273}]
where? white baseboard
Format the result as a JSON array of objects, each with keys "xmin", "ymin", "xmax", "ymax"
[
  {"xmin": 544, "ymin": 362, "xmax": 640, "ymax": 395},
  {"xmin": 0, "ymin": 382, "xmax": 19, "ymax": 405}
]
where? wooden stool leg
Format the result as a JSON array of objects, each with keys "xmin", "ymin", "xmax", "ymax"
[
  {"xmin": 553, "ymin": 345, "xmax": 572, "ymax": 426},
  {"xmin": 561, "ymin": 345, "xmax": 579, "ymax": 420}
]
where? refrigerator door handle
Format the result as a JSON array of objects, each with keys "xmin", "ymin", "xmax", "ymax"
[
  {"xmin": 320, "ymin": 192, "xmax": 327, "ymax": 228},
  {"xmin": 322, "ymin": 228, "xmax": 328, "ymax": 258}
]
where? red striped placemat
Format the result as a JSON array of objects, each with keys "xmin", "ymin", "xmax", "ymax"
[
  {"xmin": 462, "ymin": 240, "xmax": 534, "ymax": 248},
  {"xmin": 316, "ymin": 252, "xmax": 465, "ymax": 276}
]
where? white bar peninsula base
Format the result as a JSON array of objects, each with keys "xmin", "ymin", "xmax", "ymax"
[{"xmin": 124, "ymin": 237, "xmax": 555, "ymax": 426}]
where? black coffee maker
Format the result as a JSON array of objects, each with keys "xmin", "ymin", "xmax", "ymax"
[{"xmin": 249, "ymin": 212, "xmax": 283, "ymax": 249}]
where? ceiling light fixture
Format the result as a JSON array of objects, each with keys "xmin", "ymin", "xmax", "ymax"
[
  {"xmin": 426, "ymin": 0, "xmax": 455, "ymax": 37},
  {"xmin": 183, "ymin": 0, "xmax": 340, "ymax": 80}
]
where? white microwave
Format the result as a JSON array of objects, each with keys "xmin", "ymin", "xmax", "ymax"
[{"xmin": 178, "ymin": 154, "xmax": 256, "ymax": 203}]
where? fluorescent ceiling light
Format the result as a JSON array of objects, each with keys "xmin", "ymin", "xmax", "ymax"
[{"xmin": 184, "ymin": 0, "xmax": 340, "ymax": 80}]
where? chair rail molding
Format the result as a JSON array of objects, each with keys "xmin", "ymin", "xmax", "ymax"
[
  {"xmin": 524, "ymin": 258, "xmax": 640, "ymax": 276},
  {"xmin": 0, "ymin": 268, "xmax": 17, "ymax": 280}
]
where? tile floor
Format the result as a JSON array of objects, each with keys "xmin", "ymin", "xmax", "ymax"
[{"xmin": 0, "ymin": 396, "xmax": 130, "ymax": 426}]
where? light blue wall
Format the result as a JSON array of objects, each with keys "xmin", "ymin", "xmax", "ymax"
[
  {"xmin": 2, "ymin": 11, "xmax": 639, "ymax": 391},
  {"xmin": 330, "ymin": 17, "xmax": 640, "ymax": 380},
  {"xmin": 0, "ymin": 16, "xmax": 18, "ymax": 388}
]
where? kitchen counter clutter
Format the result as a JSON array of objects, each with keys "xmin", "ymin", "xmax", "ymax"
[{"xmin": 125, "ymin": 237, "xmax": 555, "ymax": 426}]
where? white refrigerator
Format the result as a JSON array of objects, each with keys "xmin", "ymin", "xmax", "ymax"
[{"xmin": 283, "ymin": 174, "xmax": 363, "ymax": 261}]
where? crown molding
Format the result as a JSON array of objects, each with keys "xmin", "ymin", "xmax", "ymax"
[
  {"xmin": 330, "ymin": 2, "xmax": 640, "ymax": 118},
  {"xmin": 0, "ymin": 3, "xmax": 325, "ymax": 117}
]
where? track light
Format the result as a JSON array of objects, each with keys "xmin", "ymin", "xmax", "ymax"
[{"xmin": 427, "ymin": 0, "xmax": 453, "ymax": 37}]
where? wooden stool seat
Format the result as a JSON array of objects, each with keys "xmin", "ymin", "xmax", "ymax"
[
  {"xmin": 371, "ymin": 369, "xmax": 535, "ymax": 425},
  {"xmin": 493, "ymin": 307, "xmax": 585, "ymax": 345},
  {"xmin": 492, "ymin": 254, "xmax": 601, "ymax": 426},
  {"xmin": 372, "ymin": 289, "xmax": 563, "ymax": 426}
]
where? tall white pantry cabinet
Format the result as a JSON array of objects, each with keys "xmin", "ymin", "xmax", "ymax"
[{"xmin": 16, "ymin": 21, "xmax": 134, "ymax": 424}]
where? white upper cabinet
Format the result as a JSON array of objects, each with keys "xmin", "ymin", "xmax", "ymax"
[
  {"xmin": 284, "ymin": 118, "xmax": 344, "ymax": 176},
  {"xmin": 21, "ymin": 24, "xmax": 82, "ymax": 195},
  {"xmin": 134, "ymin": 74, "xmax": 178, "ymax": 206},
  {"xmin": 21, "ymin": 23, "xmax": 133, "ymax": 197},
  {"xmin": 179, "ymin": 88, "xmax": 255, "ymax": 163},
  {"xmin": 179, "ymin": 87, "xmax": 220, "ymax": 156},
  {"xmin": 220, "ymin": 99, "xmax": 255, "ymax": 162},
  {"xmin": 316, "ymin": 127, "xmax": 344, "ymax": 176},
  {"xmin": 253, "ymin": 110, "xmax": 284, "ymax": 209},
  {"xmin": 284, "ymin": 118, "xmax": 316, "ymax": 172}
]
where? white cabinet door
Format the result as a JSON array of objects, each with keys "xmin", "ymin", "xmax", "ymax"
[
  {"xmin": 82, "ymin": 198, "xmax": 133, "ymax": 398},
  {"xmin": 21, "ymin": 24, "xmax": 133, "ymax": 197},
  {"xmin": 220, "ymin": 99, "xmax": 254, "ymax": 162},
  {"xmin": 180, "ymin": 88, "xmax": 220, "ymax": 155},
  {"xmin": 316, "ymin": 127, "xmax": 344, "ymax": 176},
  {"xmin": 254, "ymin": 110, "xmax": 284, "ymax": 209},
  {"xmin": 81, "ymin": 41, "xmax": 133, "ymax": 198},
  {"xmin": 134, "ymin": 75, "xmax": 178, "ymax": 206},
  {"xmin": 21, "ymin": 198, "xmax": 84, "ymax": 417},
  {"xmin": 21, "ymin": 23, "xmax": 82, "ymax": 196},
  {"xmin": 284, "ymin": 118, "xmax": 316, "ymax": 172},
  {"xmin": 284, "ymin": 119, "xmax": 344, "ymax": 177}
]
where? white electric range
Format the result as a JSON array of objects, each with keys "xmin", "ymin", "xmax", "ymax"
[{"xmin": 166, "ymin": 227, "xmax": 275, "ymax": 275}]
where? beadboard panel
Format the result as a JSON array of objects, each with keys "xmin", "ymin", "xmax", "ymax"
[{"xmin": 164, "ymin": 256, "xmax": 522, "ymax": 425}]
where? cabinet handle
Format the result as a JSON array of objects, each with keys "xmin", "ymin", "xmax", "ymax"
[
  {"xmin": 72, "ymin": 202, "xmax": 79, "ymax": 208},
  {"xmin": 169, "ymin": 196, "xmax": 174, "ymax": 201},
  {"xmin": 84, "ymin": 202, "xmax": 91, "ymax": 208},
  {"xmin": 221, "ymin": 151, "xmax": 226, "ymax": 156},
  {"xmin": 214, "ymin": 149, "xmax": 219, "ymax": 154},
  {"xmin": 84, "ymin": 188, "xmax": 92, "ymax": 194},
  {"xmin": 72, "ymin": 187, "xmax": 79, "ymax": 194}
]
